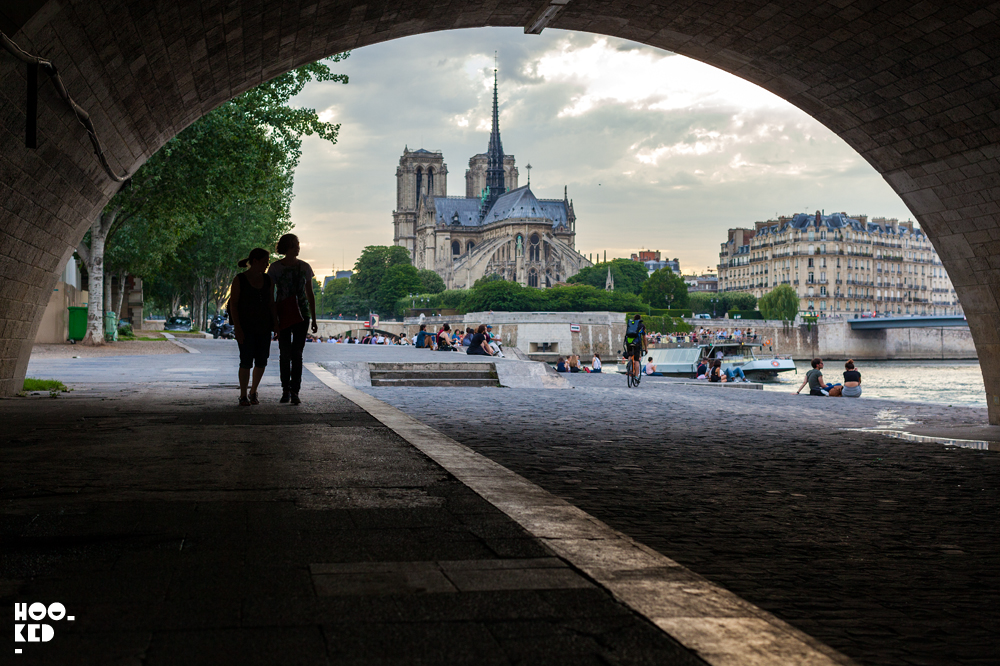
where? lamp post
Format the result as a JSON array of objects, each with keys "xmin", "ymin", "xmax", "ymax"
[{"xmin": 710, "ymin": 298, "xmax": 718, "ymax": 318}]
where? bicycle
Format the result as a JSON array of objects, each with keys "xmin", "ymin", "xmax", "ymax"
[{"xmin": 625, "ymin": 346, "xmax": 642, "ymax": 387}]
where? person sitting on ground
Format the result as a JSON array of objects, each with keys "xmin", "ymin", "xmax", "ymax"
[
  {"xmin": 795, "ymin": 358, "xmax": 842, "ymax": 396},
  {"xmin": 415, "ymin": 324, "xmax": 430, "ymax": 350},
  {"xmin": 695, "ymin": 359, "xmax": 708, "ymax": 379},
  {"xmin": 467, "ymin": 324, "xmax": 494, "ymax": 356},
  {"xmin": 556, "ymin": 356, "xmax": 567, "ymax": 372},
  {"xmin": 644, "ymin": 356, "xmax": 664, "ymax": 377},
  {"xmin": 842, "ymin": 360, "xmax": 862, "ymax": 397},
  {"xmin": 568, "ymin": 355, "xmax": 581, "ymax": 373},
  {"xmin": 591, "ymin": 353, "xmax": 602, "ymax": 373},
  {"xmin": 437, "ymin": 323, "xmax": 455, "ymax": 351},
  {"xmin": 709, "ymin": 359, "xmax": 726, "ymax": 382},
  {"xmin": 462, "ymin": 327, "xmax": 474, "ymax": 347}
]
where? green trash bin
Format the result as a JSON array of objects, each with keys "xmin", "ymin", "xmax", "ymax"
[
  {"xmin": 104, "ymin": 311, "xmax": 118, "ymax": 342},
  {"xmin": 67, "ymin": 306, "xmax": 87, "ymax": 341}
]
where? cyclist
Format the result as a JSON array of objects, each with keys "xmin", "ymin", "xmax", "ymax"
[{"xmin": 623, "ymin": 314, "xmax": 646, "ymax": 380}]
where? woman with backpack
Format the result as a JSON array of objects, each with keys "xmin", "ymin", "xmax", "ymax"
[
  {"xmin": 229, "ymin": 248, "xmax": 277, "ymax": 406},
  {"xmin": 266, "ymin": 234, "xmax": 317, "ymax": 405}
]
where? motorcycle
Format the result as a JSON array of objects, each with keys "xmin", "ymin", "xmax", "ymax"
[{"xmin": 210, "ymin": 314, "xmax": 235, "ymax": 339}]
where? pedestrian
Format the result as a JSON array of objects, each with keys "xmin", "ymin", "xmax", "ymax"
[
  {"xmin": 267, "ymin": 233, "xmax": 317, "ymax": 405},
  {"xmin": 229, "ymin": 248, "xmax": 277, "ymax": 406},
  {"xmin": 591, "ymin": 353, "xmax": 602, "ymax": 373}
]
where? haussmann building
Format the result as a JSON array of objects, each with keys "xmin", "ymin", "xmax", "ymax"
[{"xmin": 717, "ymin": 211, "xmax": 962, "ymax": 317}]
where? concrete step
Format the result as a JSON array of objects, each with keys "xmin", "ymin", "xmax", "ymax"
[
  {"xmin": 370, "ymin": 378, "xmax": 500, "ymax": 387},
  {"xmin": 369, "ymin": 362, "xmax": 495, "ymax": 372},
  {"xmin": 370, "ymin": 370, "xmax": 497, "ymax": 381}
]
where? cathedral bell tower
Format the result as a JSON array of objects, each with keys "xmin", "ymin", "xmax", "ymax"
[{"xmin": 479, "ymin": 68, "xmax": 507, "ymax": 221}]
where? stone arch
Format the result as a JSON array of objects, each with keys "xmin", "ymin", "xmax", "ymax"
[
  {"xmin": 451, "ymin": 240, "xmax": 461, "ymax": 256},
  {"xmin": 1, "ymin": 1, "xmax": 999, "ymax": 418}
]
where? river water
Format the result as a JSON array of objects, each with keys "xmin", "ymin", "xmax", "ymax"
[{"xmin": 765, "ymin": 360, "xmax": 986, "ymax": 408}]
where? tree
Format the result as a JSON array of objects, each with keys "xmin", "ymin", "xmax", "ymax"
[
  {"xmin": 640, "ymin": 268, "xmax": 690, "ymax": 309},
  {"xmin": 320, "ymin": 277, "xmax": 350, "ymax": 314},
  {"xmin": 418, "ymin": 269, "xmax": 446, "ymax": 294},
  {"xmin": 84, "ymin": 55, "xmax": 349, "ymax": 339},
  {"xmin": 472, "ymin": 273, "xmax": 504, "ymax": 288},
  {"xmin": 376, "ymin": 263, "xmax": 423, "ymax": 314},
  {"xmin": 460, "ymin": 281, "xmax": 543, "ymax": 312},
  {"xmin": 689, "ymin": 291, "xmax": 756, "ymax": 316},
  {"xmin": 351, "ymin": 245, "xmax": 412, "ymax": 303},
  {"xmin": 758, "ymin": 284, "xmax": 799, "ymax": 321},
  {"xmin": 567, "ymin": 259, "xmax": 648, "ymax": 294},
  {"xmin": 728, "ymin": 292, "xmax": 758, "ymax": 311}
]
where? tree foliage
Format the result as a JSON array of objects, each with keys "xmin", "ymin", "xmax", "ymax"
[
  {"xmin": 689, "ymin": 291, "xmax": 757, "ymax": 316},
  {"xmin": 460, "ymin": 281, "xmax": 646, "ymax": 314},
  {"xmin": 640, "ymin": 268, "xmax": 690, "ymax": 309},
  {"xmin": 566, "ymin": 259, "xmax": 648, "ymax": 295},
  {"xmin": 418, "ymin": 269, "xmax": 447, "ymax": 294},
  {"xmin": 758, "ymin": 284, "xmax": 799, "ymax": 321},
  {"xmin": 351, "ymin": 245, "xmax": 413, "ymax": 302}
]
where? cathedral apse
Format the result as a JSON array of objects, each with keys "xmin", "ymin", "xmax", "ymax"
[{"xmin": 391, "ymin": 70, "xmax": 592, "ymax": 290}]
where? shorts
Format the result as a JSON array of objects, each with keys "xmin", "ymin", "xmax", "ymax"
[
  {"xmin": 624, "ymin": 344, "xmax": 642, "ymax": 360},
  {"xmin": 238, "ymin": 330, "xmax": 271, "ymax": 369}
]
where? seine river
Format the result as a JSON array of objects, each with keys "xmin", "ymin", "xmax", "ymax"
[{"xmin": 765, "ymin": 359, "xmax": 986, "ymax": 408}]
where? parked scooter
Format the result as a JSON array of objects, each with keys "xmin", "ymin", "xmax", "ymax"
[{"xmin": 210, "ymin": 314, "xmax": 235, "ymax": 339}]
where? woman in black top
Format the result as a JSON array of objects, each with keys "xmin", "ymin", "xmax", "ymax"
[
  {"xmin": 466, "ymin": 324, "xmax": 493, "ymax": 356},
  {"xmin": 230, "ymin": 248, "xmax": 278, "ymax": 406},
  {"xmin": 842, "ymin": 359, "xmax": 862, "ymax": 398}
]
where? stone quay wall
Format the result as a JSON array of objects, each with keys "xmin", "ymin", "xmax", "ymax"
[{"xmin": 690, "ymin": 319, "xmax": 977, "ymax": 361}]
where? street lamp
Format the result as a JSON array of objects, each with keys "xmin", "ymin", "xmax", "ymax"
[{"xmin": 710, "ymin": 298, "xmax": 718, "ymax": 318}]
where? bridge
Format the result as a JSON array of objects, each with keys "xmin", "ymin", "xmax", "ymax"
[{"xmin": 847, "ymin": 316, "xmax": 969, "ymax": 330}]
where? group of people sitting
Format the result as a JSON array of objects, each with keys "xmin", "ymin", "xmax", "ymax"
[
  {"xmin": 556, "ymin": 354, "xmax": 603, "ymax": 373},
  {"xmin": 312, "ymin": 333, "xmax": 405, "ymax": 345},
  {"xmin": 412, "ymin": 323, "xmax": 502, "ymax": 356},
  {"xmin": 693, "ymin": 358, "xmax": 750, "ymax": 383},
  {"xmin": 794, "ymin": 358, "xmax": 863, "ymax": 397}
]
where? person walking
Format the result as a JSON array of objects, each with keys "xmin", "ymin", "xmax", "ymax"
[
  {"xmin": 267, "ymin": 233, "xmax": 317, "ymax": 405},
  {"xmin": 229, "ymin": 248, "xmax": 277, "ymax": 406}
]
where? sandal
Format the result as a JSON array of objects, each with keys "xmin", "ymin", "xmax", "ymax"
[
  {"xmin": 249, "ymin": 392, "xmax": 259, "ymax": 405},
  {"xmin": 239, "ymin": 396, "xmax": 251, "ymax": 407}
]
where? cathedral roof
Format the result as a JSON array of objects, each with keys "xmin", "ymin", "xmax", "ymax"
[
  {"xmin": 432, "ymin": 185, "xmax": 570, "ymax": 229},
  {"xmin": 483, "ymin": 186, "xmax": 569, "ymax": 228}
]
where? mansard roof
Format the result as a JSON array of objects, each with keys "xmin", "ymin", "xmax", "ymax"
[
  {"xmin": 432, "ymin": 185, "xmax": 570, "ymax": 229},
  {"xmin": 751, "ymin": 212, "xmax": 926, "ymax": 240}
]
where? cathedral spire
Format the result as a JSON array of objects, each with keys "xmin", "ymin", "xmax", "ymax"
[{"xmin": 481, "ymin": 62, "xmax": 507, "ymax": 220}]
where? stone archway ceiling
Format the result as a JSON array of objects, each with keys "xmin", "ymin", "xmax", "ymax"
[{"xmin": 0, "ymin": 0, "xmax": 999, "ymax": 419}]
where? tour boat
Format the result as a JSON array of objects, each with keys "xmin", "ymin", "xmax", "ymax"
[{"xmin": 616, "ymin": 339, "xmax": 796, "ymax": 379}]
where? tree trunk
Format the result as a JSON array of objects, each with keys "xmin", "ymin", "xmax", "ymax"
[
  {"xmin": 112, "ymin": 271, "xmax": 127, "ymax": 325},
  {"xmin": 78, "ymin": 207, "xmax": 120, "ymax": 345}
]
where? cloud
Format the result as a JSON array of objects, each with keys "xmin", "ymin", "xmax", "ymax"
[{"xmin": 289, "ymin": 28, "xmax": 914, "ymax": 280}]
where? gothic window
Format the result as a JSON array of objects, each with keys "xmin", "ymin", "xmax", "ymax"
[
  {"xmin": 427, "ymin": 168, "xmax": 434, "ymax": 194},
  {"xmin": 452, "ymin": 240, "xmax": 460, "ymax": 255},
  {"xmin": 528, "ymin": 270, "xmax": 538, "ymax": 287},
  {"xmin": 415, "ymin": 167, "xmax": 423, "ymax": 206},
  {"xmin": 529, "ymin": 234, "xmax": 540, "ymax": 262}
]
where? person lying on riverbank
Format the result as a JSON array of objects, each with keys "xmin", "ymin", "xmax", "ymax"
[{"xmin": 842, "ymin": 360, "xmax": 862, "ymax": 397}]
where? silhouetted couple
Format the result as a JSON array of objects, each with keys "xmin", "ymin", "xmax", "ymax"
[{"xmin": 230, "ymin": 233, "xmax": 317, "ymax": 406}]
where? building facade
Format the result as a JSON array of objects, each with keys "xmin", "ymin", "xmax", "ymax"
[
  {"xmin": 392, "ymin": 72, "xmax": 591, "ymax": 290},
  {"xmin": 717, "ymin": 212, "xmax": 962, "ymax": 316}
]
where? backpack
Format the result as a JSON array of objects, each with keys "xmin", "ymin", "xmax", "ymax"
[{"xmin": 625, "ymin": 318, "xmax": 642, "ymax": 345}]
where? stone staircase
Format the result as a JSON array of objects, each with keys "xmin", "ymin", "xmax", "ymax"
[{"xmin": 368, "ymin": 362, "xmax": 500, "ymax": 388}]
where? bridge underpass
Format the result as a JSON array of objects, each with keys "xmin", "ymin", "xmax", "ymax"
[
  {"xmin": 7, "ymin": 1, "xmax": 997, "ymax": 418},
  {"xmin": 847, "ymin": 315, "xmax": 969, "ymax": 330}
]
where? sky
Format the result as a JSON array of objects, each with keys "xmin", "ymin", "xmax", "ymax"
[{"xmin": 289, "ymin": 28, "xmax": 915, "ymax": 281}]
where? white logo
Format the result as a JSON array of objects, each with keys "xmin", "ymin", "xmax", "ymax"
[{"xmin": 13, "ymin": 603, "xmax": 74, "ymax": 655}]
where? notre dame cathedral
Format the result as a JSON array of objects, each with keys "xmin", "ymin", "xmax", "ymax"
[{"xmin": 392, "ymin": 72, "xmax": 592, "ymax": 290}]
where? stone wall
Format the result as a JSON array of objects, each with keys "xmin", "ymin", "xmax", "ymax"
[{"xmin": 704, "ymin": 320, "xmax": 978, "ymax": 361}]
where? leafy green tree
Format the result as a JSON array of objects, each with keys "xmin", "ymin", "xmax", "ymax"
[
  {"xmin": 472, "ymin": 273, "xmax": 504, "ymax": 288},
  {"xmin": 640, "ymin": 268, "xmax": 690, "ymax": 309},
  {"xmin": 460, "ymin": 281, "xmax": 543, "ymax": 312},
  {"xmin": 567, "ymin": 259, "xmax": 648, "ymax": 295},
  {"xmin": 758, "ymin": 284, "xmax": 799, "ymax": 321},
  {"xmin": 320, "ymin": 277, "xmax": 350, "ymax": 314},
  {"xmin": 728, "ymin": 292, "xmax": 757, "ymax": 311},
  {"xmin": 417, "ymin": 269, "xmax": 446, "ymax": 294},
  {"xmin": 376, "ymin": 263, "xmax": 423, "ymax": 314},
  {"xmin": 351, "ymin": 245, "xmax": 412, "ymax": 302}
]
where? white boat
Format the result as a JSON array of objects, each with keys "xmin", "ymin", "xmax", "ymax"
[{"xmin": 617, "ymin": 339, "xmax": 796, "ymax": 380}]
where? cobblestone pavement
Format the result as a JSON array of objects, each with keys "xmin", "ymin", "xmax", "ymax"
[
  {"xmin": 362, "ymin": 376, "xmax": 1000, "ymax": 666},
  {"xmin": 6, "ymin": 346, "xmax": 706, "ymax": 665}
]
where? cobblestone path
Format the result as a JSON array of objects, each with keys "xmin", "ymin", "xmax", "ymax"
[{"xmin": 363, "ymin": 378, "xmax": 1000, "ymax": 666}]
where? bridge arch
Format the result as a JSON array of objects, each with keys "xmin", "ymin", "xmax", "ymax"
[{"xmin": 1, "ymin": 1, "xmax": 999, "ymax": 418}]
